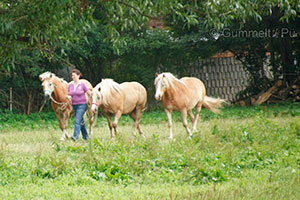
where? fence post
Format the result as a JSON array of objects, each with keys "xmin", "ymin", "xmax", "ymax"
[{"xmin": 10, "ymin": 87, "xmax": 12, "ymax": 111}]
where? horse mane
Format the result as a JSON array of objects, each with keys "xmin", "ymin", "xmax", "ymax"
[
  {"xmin": 39, "ymin": 71, "xmax": 68, "ymax": 85},
  {"xmin": 39, "ymin": 71, "xmax": 53, "ymax": 81},
  {"xmin": 95, "ymin": 79, "xmax": 122, "ymax": 106},
  {"xmin": 155, "ymin": 72, "xmax": 185, "ymax": 89}
]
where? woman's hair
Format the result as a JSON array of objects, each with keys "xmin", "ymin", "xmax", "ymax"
[{"xmin": 72, "ymin": 69, "xmax": 82, "ymax": 77}]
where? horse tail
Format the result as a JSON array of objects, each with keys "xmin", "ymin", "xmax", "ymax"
[
  {"xmin": 142, "ymin": 103, "xmax": 148, "ymax": 112},
  {"xmin": 203, "ymin": 96, "xmax": 226, "ymax": 113}
]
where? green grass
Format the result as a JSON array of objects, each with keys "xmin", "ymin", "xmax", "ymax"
[{"xmin": 0, "ymin": 102, "xmax": 300, "ymax": 199}]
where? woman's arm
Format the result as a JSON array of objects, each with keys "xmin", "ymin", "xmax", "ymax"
[{"xmin": 82, "ymin": 82, "xmax": 91, "ymax": 97}]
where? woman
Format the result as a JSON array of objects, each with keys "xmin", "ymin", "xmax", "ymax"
[{"xmin": 68, "ymin": 69, "xmax": 91, "ymax": 141}]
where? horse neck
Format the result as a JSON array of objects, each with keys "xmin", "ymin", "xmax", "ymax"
[
  {"xmin": 52, "ymin": 78, "xmax": 67, "ymax": 101},
  {"xmin": 165, "ymin": 78, "xmax": 185, "ymax": 98}
]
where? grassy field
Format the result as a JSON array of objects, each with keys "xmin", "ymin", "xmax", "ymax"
[{"xmin": 0, "ymin": 103, "xmax": 300, "ymax": 199}]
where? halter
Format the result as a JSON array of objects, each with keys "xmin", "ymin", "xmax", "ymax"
[
  {"xmin": 44, "ymin": 82, "xmax": 70, "ymax": 111},
  {"xmin": 44, "ymin": 89, "xmax": 54, "ymax": 94},
  {"xmin": 92, "ymin": 92, "xmax": 103, "ymax": 107},
  {"xmin": 43, "ymin": 82, "xmax": 57, "ymax": 95}
]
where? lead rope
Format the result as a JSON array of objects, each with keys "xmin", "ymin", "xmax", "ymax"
[
  {"xmin": 50, "ymin": 95, "xmax": 71, "ymax": 111},
  {"xmin": 51, "ymin": 95, "xmax": 85, "ymax": 126}
]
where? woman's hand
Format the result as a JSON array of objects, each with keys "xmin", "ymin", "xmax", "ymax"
[{"xmin": 67, "ymin": 95, "xmax": 72, "ymax": 101}]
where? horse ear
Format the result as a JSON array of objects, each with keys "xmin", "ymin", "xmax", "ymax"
[
  {"xmin": 39, "ymin": 75, "xmax": 43, "ymax": 81},
  {"xmin": 50, "ymin": 73, "xmax": 52, "ymax": 78},
  {"xmin": 155, "ymin": 72, "xmax": 158, "ymax": 77}
]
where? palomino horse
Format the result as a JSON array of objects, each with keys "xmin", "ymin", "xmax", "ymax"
[
  {"xmin": 39, "ymin": 72, "xmax": 95, "ymax": 141},
  {"xmin": 91, "ymin": 79, "xmax": 147, "ymax": 139},
  {"xmin": 154, "ymin": 72, "xmax": 226, "ymax": 139}
]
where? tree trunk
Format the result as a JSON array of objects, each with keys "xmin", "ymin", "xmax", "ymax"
[
  {"xmin": 280, "ymin": 34, "xmax": 294, "ymax": 84},
  {"xmin": 27, "ymin": 90, "xmax": 33, "ymax": 115},
  {"xmin": 269, "ymin": 39, "xmax": 279, "ymax": 82}
]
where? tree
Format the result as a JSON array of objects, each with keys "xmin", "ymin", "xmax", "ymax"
[
  {"xmin": 1, "ymin": 0, "xmax": 298, "ymax": 72},
  {"xmin": 165, "ymin": 0, "xmax": 300, "ymax": 99},
  {"xmin": 0, "ymin": 0, "xmax": 188, "ymax": 72},
  {"xmin": 1, "ymin": 0, "xmax": 299, "ymax": 113},
  {"xmin": 169, "ymin": 0, "xmax": 298, "ymax": 28},
  {"xmin": 213, "ymin": 5, "xmax": 300, "ymax": 100}
]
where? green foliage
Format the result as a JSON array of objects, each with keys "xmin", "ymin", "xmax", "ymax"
[
  {"xmin": 1, "ymin": 0, "xmax": 300, "ymax": 113},
  {"xmin": 0, "ymin": 111, "xmax": 58, "ymax": 131},
  {"xmin": 217, "ymin": 9, "xmax": 300, "ymax": 99},
  {"xmin": 2, "ymin": 0, "xmax": 298, "ymax": 71},
  {"xmin": 173, "ymin": 0, "xmax": 299, "ymax": 29},
  {"xmin": 0, "ymin": 0, "xmax": 92, "ymax": 70},
  {"xmin": 0, "ymin": 103, "xmax": 300, "ymax": 198},
  {"xmin": 2, "ymin": 101, "xmax": 300, "ymax": 131}
]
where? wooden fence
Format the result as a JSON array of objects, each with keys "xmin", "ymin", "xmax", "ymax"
[{"xmin": 186, "ymin": 56, "xmax": 249, "ymax": 102}]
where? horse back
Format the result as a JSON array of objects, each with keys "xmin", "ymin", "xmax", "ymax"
[
  {"xmin": 164, "ymin": 77, "xmax": 206, "ymax": 110},
  {"xmin": 80, "ymin": 79, "xmax": 93, "ymax": 90},
  {"xmin": 180, "ymin": 77, "xmax": 206, "ymax": 96},
  {"xmin": 120, "ymin": 82, "xmax": 147, "ymax": 111},
  {"xmin": 122, "ymin": 82, "xmax": 146, "ymax": 101}
]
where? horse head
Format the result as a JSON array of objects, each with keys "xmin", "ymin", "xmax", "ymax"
[
  {"xmin": 91, "ymin": 87, "xmax": 103, "ymax": 113},
  {"xmin": 39, "ymin": 72, "xmax": 56, "ymax": 99},
  {"xmin": 154, "ymin": 73, "xmax": 170, "ymax": 101}
]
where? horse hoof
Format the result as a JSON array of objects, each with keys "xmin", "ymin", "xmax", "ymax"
[{"xmin": 60, "ymin": 137, "xmax": 65, "ymax": 141}]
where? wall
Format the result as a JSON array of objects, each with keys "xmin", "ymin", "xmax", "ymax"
[{"xmin": 186, "ymin": 56, "xmax": 249, "ymax": 102}]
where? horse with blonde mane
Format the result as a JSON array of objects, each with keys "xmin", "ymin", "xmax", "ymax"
[
  {"xmin": 154, "ymin": 72, "xmax": 226, "ymax": 139},
  {"xmin": 91, "ymin": 79, "xmax": 147, "ymax": 139},
  {"xmin": 39, "ymin": 72, "xmax": 95, "ymax": 141}
]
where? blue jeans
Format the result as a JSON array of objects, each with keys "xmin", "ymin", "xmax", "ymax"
[{"xmin": 72, "ymin": 104, "xmax": 89, "ymax": 140}]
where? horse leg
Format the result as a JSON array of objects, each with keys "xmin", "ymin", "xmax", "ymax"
[
  {"xmin": 103, "ymin": 113, "xmax": 114, "ymax": 139},
  {"xmin": 63, "ymin": 109, "xmax": 71, "ymax": 139},
  {"xmin": 165, "ymin": 109, "xmax": 173, "ymax": 139},
  {"xmin": 192, "ymin": 103, "xmax": 202, "ymax": 132},
  {"xmin": 87, "ymin": 106, "xmax": 94, "ymax": 136},
  {"xmin": 132, "ymin": 107, "xmax": 145, "ymax": 137},
  {"xmin": 55, "ymin": 112, "xmax": 68, "ymax": 141},
  {"xmin": 181, "ymin": 109, "xmax": 192, "ymax": 137},
  {"xmin": 129, "ymin": 112, "xmax": 137, "ymax": 136},
  {"xmin": 113, "ymin": 111, "xmax": 122, "ymax": 137},
  {"xmin": 136, "ymin": 108, "xmax": 145, "ymax": 137},
  {"xmin": 188, "ymin": 110, "xmax": 195, "ymax": 124}
]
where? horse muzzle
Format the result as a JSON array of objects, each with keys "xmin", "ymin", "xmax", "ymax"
[
  {"xmin": 155, "ymin": 95, "xmax": 162, "ymax": 101},
  {"xmin": 44, "ymin": 92, "xmax": 51, "ymax": 99},
  {"xmin": 91, "ymin": 105, "xmax": 98, "ymax": 113}
]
